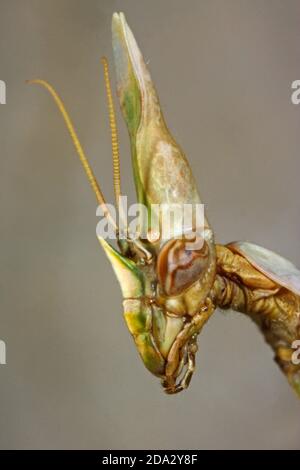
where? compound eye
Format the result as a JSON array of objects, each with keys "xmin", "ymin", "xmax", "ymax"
[{"xmin": 157, "ymin": 235, "xmax": 210, "ymax": 296}]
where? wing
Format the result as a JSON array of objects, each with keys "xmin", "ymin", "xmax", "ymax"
[
  {"xmin": 227, "ymin": 241, "xmax": 300, "ymax": 296},
  {"xmin": 214, "ymin": 242, "xmax": 300, "ymax": 398}
]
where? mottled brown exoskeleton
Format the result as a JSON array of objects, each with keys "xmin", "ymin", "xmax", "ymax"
[{"xmin": 29, "ymin": 12, "xmax": 300, "ymax": 396}]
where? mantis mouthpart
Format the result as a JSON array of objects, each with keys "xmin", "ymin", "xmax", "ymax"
[{"xmin": 28, "ymin": 12, "xmax": 300, "ymax": 396}]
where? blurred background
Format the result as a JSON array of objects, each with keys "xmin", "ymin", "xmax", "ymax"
[{"xmin": 0, "ymin": 0, "xmax": 300, "ymax": 449}]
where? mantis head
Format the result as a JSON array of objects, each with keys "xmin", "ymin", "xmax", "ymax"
[{"xmin": 29, "ymin": 12, "xmax": 217, "ymax": 394}]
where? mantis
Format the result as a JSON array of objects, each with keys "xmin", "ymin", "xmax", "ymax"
[{"xmin": 29, "ymin": 12, "xmax": 300, "ymax": 395}]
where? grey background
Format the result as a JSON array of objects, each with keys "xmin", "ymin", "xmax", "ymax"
[{"xmin": 0, "ymin": 0, "xmax": 300, "ymax": 449}]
